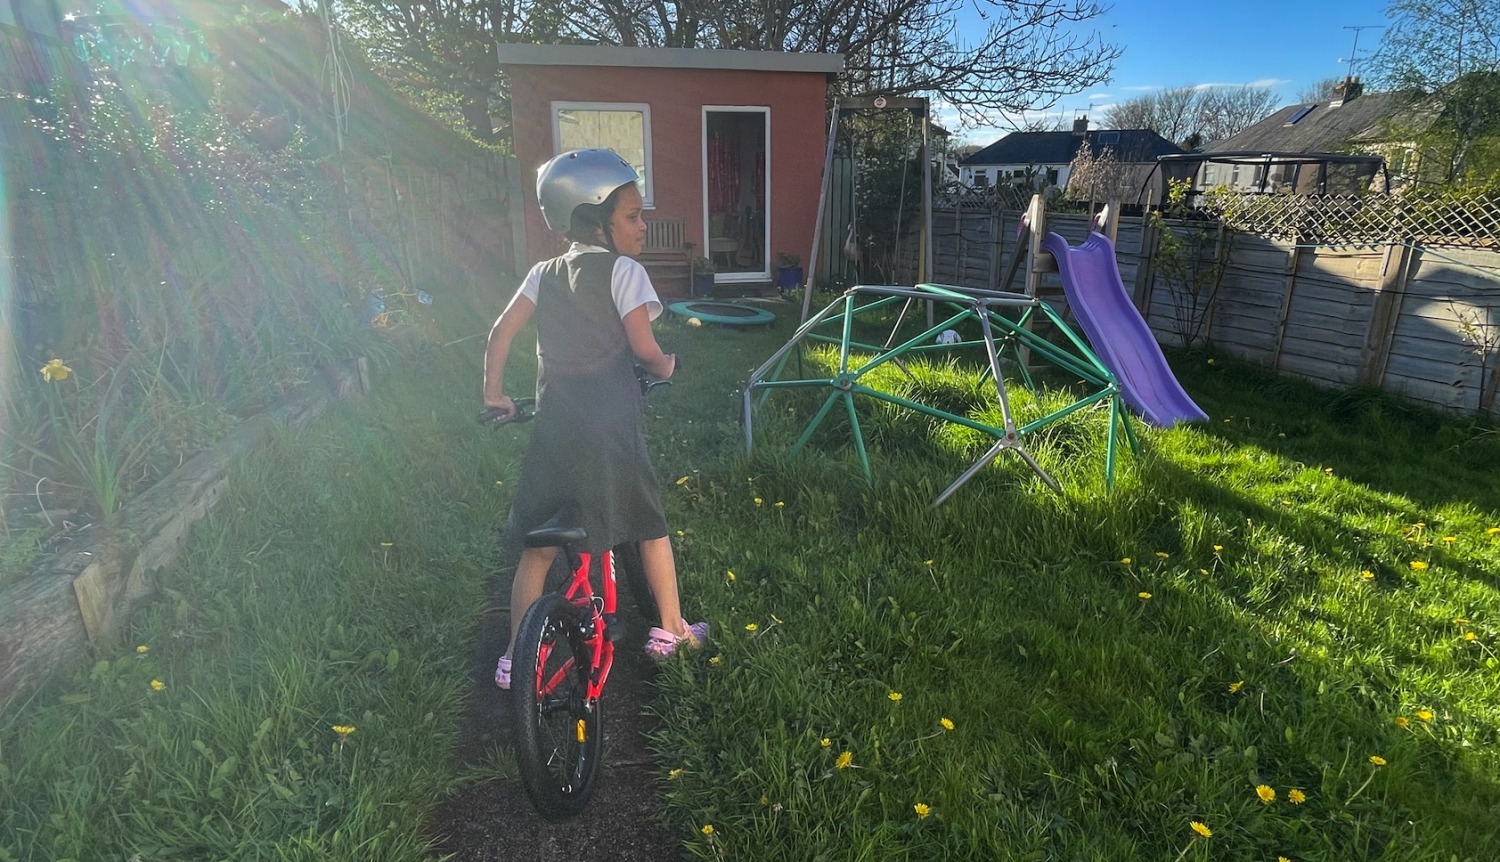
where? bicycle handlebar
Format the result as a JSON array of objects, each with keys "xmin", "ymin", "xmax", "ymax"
[{"xmin": 480, "ymin": 362, "xmax": 674, "ymax": 426}]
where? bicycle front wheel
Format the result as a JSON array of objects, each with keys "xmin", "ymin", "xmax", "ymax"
[{"xmin": 512, "ymin": 592, "xmax": 603, "ymax": 818}]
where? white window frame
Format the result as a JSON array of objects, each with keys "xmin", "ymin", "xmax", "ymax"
[{"xmin": 551, "ymin": 101, "xmax": 654, "ymax": 208}]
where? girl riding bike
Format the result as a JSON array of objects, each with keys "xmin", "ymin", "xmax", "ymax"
[{"xmin": 483, "ymin": 148, "xmax": 708, "ymax": 689}]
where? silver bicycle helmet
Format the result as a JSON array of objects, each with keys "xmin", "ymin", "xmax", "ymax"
[{"xmin": 535, "ymin": 148, "xmax": 640, "ymax": 233}]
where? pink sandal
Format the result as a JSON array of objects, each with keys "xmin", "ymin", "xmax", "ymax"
[
  {"xmin": 494, "ymin": 655, "xmax": 512, "ymax": 690},
  {"xmin": 644, "ymin": 622, "xmax": 710, "ymax": 660}
]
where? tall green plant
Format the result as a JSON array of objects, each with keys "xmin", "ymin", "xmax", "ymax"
[{"xmin": 1150, "ymin": 178, "xmax": 1229, "ymax": 347}]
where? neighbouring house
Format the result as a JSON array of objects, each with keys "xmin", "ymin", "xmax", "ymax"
[
  {"xmin": 1187, "ymin": 78, "xmax": 1420, "ymax": 195},
  {"xmin": 498, "ymin": 44, "xmax": 843, "ymax": 295},
  {"xmin": 958, "ymin": 117, "xmax": 1183, "ymax": 200}
]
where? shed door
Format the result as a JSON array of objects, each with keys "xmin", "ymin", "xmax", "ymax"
[{"xmin": 703, "ymin": 108, "xmax": 769, "ymax": 283}]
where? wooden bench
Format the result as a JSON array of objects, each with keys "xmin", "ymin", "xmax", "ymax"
[{"xmin": 639, "ymin": 217, "xmax": 691, "ymax": 297}]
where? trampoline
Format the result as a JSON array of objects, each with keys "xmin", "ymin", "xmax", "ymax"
[{"xmin": 667, "ymin": 300, "xmax": 776, "ymax": 326}]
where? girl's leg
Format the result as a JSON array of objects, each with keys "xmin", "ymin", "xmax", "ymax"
[
  {"xmin": 505, "ymin": 545, "xmax": 558, "ymax": 656},
  {"xmin": 639, "ymin": 535, "xmax": 696, "ymax": 640}
]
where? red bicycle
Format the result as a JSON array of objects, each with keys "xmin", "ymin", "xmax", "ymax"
[{"xmin": 479, "ymin": 371, "xmax": 669, "ymax": 817}]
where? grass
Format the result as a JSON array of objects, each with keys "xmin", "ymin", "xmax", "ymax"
[{"xmin": 3, "ymin": 300, "xmax": 1499, "ymax": 861}]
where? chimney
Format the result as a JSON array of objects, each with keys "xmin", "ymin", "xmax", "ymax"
[
  {"xmin": 1330, "ymin": 76, "xmax": 1363, "ymax": 107},
  {"xmin": 1072, "ymin": 115, "xmax": 1089, "ymax": 136}
]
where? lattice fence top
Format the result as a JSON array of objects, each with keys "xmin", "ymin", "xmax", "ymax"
[{"xmin": 1199, "ymin": 189, "xmax": 1500, "ymax": 250}]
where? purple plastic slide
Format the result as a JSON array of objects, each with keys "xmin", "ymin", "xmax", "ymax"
[{"xmin": 1041, "ymin": 231, "xmax": 1209, "ymax": 427}]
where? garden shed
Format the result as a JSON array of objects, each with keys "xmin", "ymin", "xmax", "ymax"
[{"xmin": 498, "ymin": 44, "xmax": 843, "ymax": 295}]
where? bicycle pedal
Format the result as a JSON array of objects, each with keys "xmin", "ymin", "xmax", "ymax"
[{"xmin": 602, "ymin": 613, "xmax": 625, "ymax": 642}]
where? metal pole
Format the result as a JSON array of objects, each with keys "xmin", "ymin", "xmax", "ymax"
[{"xmin": 803, "ymin": 103, "xmax": 841, "ymax": 322}]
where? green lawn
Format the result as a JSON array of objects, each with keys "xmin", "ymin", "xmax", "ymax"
[{"xmin": 2, "ymin": 302, "xmax": 1498, "ymax": 861}]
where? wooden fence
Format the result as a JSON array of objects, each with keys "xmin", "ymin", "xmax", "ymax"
[{"xmin": 898, "ymin": 203, "xmax": 1500, "ymax": 419}]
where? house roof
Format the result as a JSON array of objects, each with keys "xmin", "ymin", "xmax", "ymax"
[
  {"xmin": 961, "ymin": 128, "xmax": 1183, "ymax": 166},
  {"xmin": 1206, "ymin": 90, "xmax": 1419, "ymax": 154},
  {"xmin": 496, "ymin": 44, "xmax": 843, "ymax": 74}
]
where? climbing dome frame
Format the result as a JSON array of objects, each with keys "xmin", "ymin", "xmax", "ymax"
[{"xmin": 742, "ymin": 283, "xmax": 1140, "ymax": 504}]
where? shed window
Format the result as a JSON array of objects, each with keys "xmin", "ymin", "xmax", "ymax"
[{"xmin": 552, "ymin": 102, "xmax": 654, "ymax": 207}]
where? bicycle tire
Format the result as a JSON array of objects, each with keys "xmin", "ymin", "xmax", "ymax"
[{"xmin": 512, "ymin": 592, "xmax": 603, "ymax": 818}]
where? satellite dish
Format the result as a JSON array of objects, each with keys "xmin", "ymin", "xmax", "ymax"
[{"xmin": 874, "ymin": 96, "xmax": 887, "ymax": 109}]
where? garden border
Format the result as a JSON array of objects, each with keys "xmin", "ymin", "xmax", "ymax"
[{"xmin": 0, "ymin": 360, "xmax": 368, "ymax": 705}]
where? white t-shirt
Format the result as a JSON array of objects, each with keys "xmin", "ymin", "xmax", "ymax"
[{"xmin": 518, "ymin": 243, "xmax": 662, "ymax": 321}]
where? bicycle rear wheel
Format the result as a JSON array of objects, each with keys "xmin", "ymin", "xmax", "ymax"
[{"xmin": 512, "ymin": 592, "xmax": 603, "ymax": 818}]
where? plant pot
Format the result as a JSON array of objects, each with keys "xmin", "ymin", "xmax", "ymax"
[
  {"xmin": 777, "ymin": 266, "xmax": 803, "ymax": 291},
  {"xmin": 692, "ymin": 272, "xmax": 716, "ymax": 297}
]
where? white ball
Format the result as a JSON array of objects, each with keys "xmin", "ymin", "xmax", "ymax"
[
  {"xmin": 687, "ymin": 317, "xmax": 703, "ymax": 327},
  {"xmin": 935, "ymin": 329, "xmax": 961, "ymax": 345}
]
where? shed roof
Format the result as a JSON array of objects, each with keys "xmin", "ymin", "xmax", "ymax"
[
  {"xmin": 1206, "ymin": 90, "xmax": 1419, "ymax": 154},
  {"xmin": 961, "ymin": 128, "xmax": 1182, "ymax": 166},
  {"xmin": 496, "ymin": 44, "xmax": 843, "ymax": 74}
]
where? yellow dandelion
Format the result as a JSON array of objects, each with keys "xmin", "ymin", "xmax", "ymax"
[
  {"xmin": 745, "ymin": 622, "xmax": 759, "ymax": 632},
  {"xmin": 668, "ymin": 768, "xmax": 684, "ymax": 780},
  {"xmin": 1369, "ymin": 755, "xmax": 1387, "ymax": 766},
  {"xmin": 1228, "ymin": 680, "xmax": 1244, "ymax": 693},
  {"xmin": 1120, "ymin": 557, "xmax": 1131, "ymax": 565},
  {"xmin": 1395, "ymin": 716, "xmax": 1409, "ymax": 728},
  {"xmin": 1207, "ymin": 358, "xmax": 1216, "ymax": 365},
  {"xmin": 1280, "ymin": 857, "xmax": 1293, "ymax": 862},
  {"xmin": 1463, "ymin": 631, "xmax": 1477, "ymax": 641},
  {"xmin": 709, "ymin": 655, "xmax": 722, "ymax": 666},
  {"xmin": 40, "ymin": 358, "xmax": 72, "ymax": 382},
  {"xmin": 725, "ymin": 569, "xmax": 736, "ymax": 582},
  {"xmin": 820, "ymin": 737, "xmax": 831, "ymax": 748},
  {"xmin": 149, "ymin": 679, "xmax": 165, "ymax": 692},
  {"xmin": 940, "ymin": 717, "xmax": 955, "ymax": 731},
  {"xmin": 379, "ymin": 541, "xmax": 394, "ymax": 549},
  {"xmin": 1155, "ymin": 551, "xmax": 1170, "ymax": 559},
  {"xmin": 135, "ymin": 645, "xmax": 149, "ymax": 654},
  {"xmin": 1212, "ymin": 544, "xmax": 1223, "ymax": 552},
  {"xmin": 1410, "ymin": 560, "xmax": 1428, "ymax": 571},
  {"xmin": 888, "ymin": 691, "xmax": 903, "ymax": 702},
  {"xmin": 1324, "ymin": 467, "xmax": 1334, "ymax": 474},
  {"xmin": 1198, "ymin": 568, "xmax": 1209, "ymax": 575},
  {"xmin": 1453, "ymin": 616, "xmax": 1470, "ymax": 625},
  {"xmin": 1138, "ymin": 591, "xmax": 1152, "ymax": 600},
  {"xmin": 913, "ymin": 802, "xmax": 931, "ymax": 819},
  {"xmin": 753, "ymin": 497, "xmax": 763, "ymax": 506},
  {"xmin": 676, "ymin": 475, "xmax": 690, "ymax": 485},
  {"xmin": 1289, "ymin": 788, "xmax": 1306, "ymax": 804},
  {"xmin": 676, "ymin": 530, "xmax": 685, "ymax": 538},
  {"xmin": 1282, "ymin": 499, "xmax": 1292, "ymax": 507},
  {"xmin": 1256, "ymin": 784, "xmax": 1276, "ymax": 804},
  {"xmin": 1487, "ymin": 527, "xmax": 1500, "ymax": 535},
  {"xmin": 835, "ymin": 751, "xmax": 853, "ymax": 769},
  {"xmin": 774, "ymin": 500, "xmax": 784, "ymax": 508},
  {"xmin": 332, "ymin": 724, "xmax": 355, "ymax": 738},
  {"xmin": 1190, "ymin": 821, "xmax": 1212, "ymax": 838},
  {"xmin": 924, "ymin": 559, "xmax": 934, "ymax": 567},
  {"xmin": 700, "ymin": 824, "xmax": 715, "ymax": 836},
  {"xmin": 1360, "ymin": 569, "xmax": 1375, "ymax": 580},
  {"xmin": 759, "ymin": 795, "xmax": 769, "ymax": 806},
  {"xmin": 1443, "ymin": 535, "xmax": 1457, "ymax": 544},
  {"xmin": 1416, "ymin": 709, "xmax": 1434, "ymax": 723}
]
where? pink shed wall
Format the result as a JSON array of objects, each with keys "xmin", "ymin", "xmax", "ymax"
[{"xmin": 505, "ymin": 63, "xmax": 830, "ymax": 270}]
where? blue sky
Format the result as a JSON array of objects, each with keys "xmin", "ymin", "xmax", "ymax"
[{"xmin": 951, "ymin": 0, "xmax": 1392, "ymax": 144}]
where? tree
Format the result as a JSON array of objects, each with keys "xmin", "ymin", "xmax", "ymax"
[
  {"xmin": 1296, "ymin": 76, "xmax": 1343, "ymax": 103},
  {"xmin": 1064, "ymin": 144, "xmax": 1133, "ymax": 204},
  {"xmin": 1368, "ymin": 1, "xmax": 1500, "ymax": 184},
  {"xmin": 1102, "ymin": 84, "xmax": 1278, "ymax": 146},
  {"xmin": 319, "ymin": 0, "xmax": 1119, "ymax": 140}
]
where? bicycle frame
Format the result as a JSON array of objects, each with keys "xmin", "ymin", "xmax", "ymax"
[{"xmin": 537, "ymin": 549, "xmax": 618, "ymax": 704}]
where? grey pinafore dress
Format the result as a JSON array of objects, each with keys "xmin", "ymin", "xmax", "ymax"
[{"xmin": 507, "ymin": 251, "xmax": 667, "ymax": 553}]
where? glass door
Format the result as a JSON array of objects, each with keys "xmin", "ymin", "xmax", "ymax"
[{"xmin": 702, "ymin": 108, "xmax": 769, "ymax": 283}]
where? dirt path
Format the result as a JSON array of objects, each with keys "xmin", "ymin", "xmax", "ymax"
[{"xmin": 427, "ymin": 590, "xmax": 687, "ymax": 862}]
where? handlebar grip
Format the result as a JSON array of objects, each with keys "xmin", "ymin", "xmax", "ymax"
[{"xmin": 478, "ymin": 398, "xmax": 536, "ymax": 426}]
